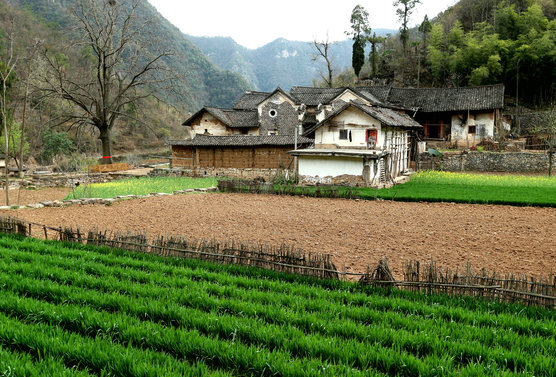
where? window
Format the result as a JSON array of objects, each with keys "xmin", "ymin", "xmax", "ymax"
[
  {"xmin": 339, "ymin": 129, "xmax": 348, "ymax": 140},
  {"xmin": 468, "ymin": 125, "xmax": 476, "ymax": 134},
  {"xmin": 268, "ymin": 131, "xmax": 277, "ymax": 135},
  {"xmin": 269, "ymin": 109, "xmax": 277, "ymax": 118}
]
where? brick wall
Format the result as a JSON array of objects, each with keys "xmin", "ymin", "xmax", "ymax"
[{"xmin": 172, "ymin": 145, "xmax": 295, "ymax": 170}]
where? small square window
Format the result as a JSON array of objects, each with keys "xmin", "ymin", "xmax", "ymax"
[
  {"xmin": 468, "ymin": 125, "xmax": 476, "ymax": 134},
  {"xmin": 339, "ymin": 129, "xmax": 348, "ymax": 140}
]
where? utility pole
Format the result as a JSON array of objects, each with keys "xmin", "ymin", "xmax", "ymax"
[
  {"xmin": 515, "ymin": 58, "xmax": 520, "ymax": 137},
  {"xmin": 294, "ymin": 124, "xmax": 298, "ymax": 182}
]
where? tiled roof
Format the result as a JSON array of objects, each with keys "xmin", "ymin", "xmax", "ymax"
[
  {"xmin": 289, "ymin": 87, "xmax": 345, "ymax": 106},
  {"xmin": 233, "ymin": 91, "xmax": 270, "ymax": 110},
  {"xmin": 182, "ymin": 107, "xmax": 258, "ymax": 128},
  {"xmin": 362, "ymin": 84, "xmax": 505, "ymax": 112},
  {"xmin": 304, "ymin": 101, "xmax": 422, "ymax": 136},
  {"xmin": 224, "ymin": 109, "xmax": 259, "ymax": 128},
  {"xmin": 168, "ymin": 134, "xmax": 314, "ymax": 147},
  {"xmin": 289, "ymin": 86, "xmax": 386, "ymax": 107},
  {"xmin": 357, "ymin": 86, "xmax": 391, "ymax": 103}
]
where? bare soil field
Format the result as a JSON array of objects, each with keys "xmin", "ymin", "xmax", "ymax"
[
  {"xmin": 0, "ymin": 188, "xmax": 71, "ymax": 206},
  {"xmin": 3, "ymin": 192, "xmax": 554, "ymax": 280}
]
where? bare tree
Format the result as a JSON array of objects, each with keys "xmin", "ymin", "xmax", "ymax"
[
  {"xmin": 39, "ymin": 0, "xmax": 173, "ymax": 164},
  {"xmin": 0, "ymin": 32, "xmax": 18, "ymax": 206},
  {"xmin": 394, "ymin": 0, "xmax": 421, "ymax": 52},
  {"xmin": 312, "ymin": 35, "xmax": 334, "ymax": 88},
  {"xmin": 17, "ymin": 40, "xmax": 42, "ymax": 178},
  {"xmin": 531, "ymin": 109, "xmax": 556, "ymax": 176}
]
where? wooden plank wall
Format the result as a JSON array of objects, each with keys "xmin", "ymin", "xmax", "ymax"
[{"xmin": 172, "ymin": 146, "xmax": 293, "ymax": 169}]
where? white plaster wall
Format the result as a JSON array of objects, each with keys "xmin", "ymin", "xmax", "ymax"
[
  {"xmin": 335, "ymin": 90, "xmax": 365, "ymax": 104},
  {"xmin": 192, "ymin": 114, "xmax": 229, "ymax": 136},
  {"xmin": 298, "ymin": 156, "xmax": 365, "ymax": 177},
  {"xmin": 314, "ymin": 107, "xmax": 382, "ymax": 148},
  {"xmin": 451, "ymin": 112, "xmax": 495, "ymax": 141}
]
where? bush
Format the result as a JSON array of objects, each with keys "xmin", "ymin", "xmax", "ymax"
[{"xmin": 40, "ymin": 131, "xmax": 76, "ymax": 164}]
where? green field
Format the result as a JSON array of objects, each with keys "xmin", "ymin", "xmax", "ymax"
[
  {"xmin": 0, "ymin": 234, "xmax": 554, "ymax": 376},
  {"xmin": 65, "ymin": 176, "xmax": 217, "ymax": 199},
  {"xmin": 371, "ymin": 171, "xmax": 556, "ymax": 206}
]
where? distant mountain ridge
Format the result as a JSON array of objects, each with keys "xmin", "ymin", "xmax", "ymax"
[{"xmin": 188, "ymin": 29, "xmax": 396, "ymax": 91}]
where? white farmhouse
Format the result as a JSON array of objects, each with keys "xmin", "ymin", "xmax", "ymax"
[{"xmin": 290, "ymin": 101, "xmax": 422, "ymax": 186}]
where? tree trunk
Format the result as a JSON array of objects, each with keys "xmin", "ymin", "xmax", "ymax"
[
  {"xmin": 549, "ymin": 146, "xmax": 553, "ymax": 177},
  {"xmin": 98, "ymin": 127, "xmax": 113, "ymax": 165}
]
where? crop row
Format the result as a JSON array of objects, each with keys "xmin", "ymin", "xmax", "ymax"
[
  {"xmin": 0, "ymin": 311, "xmax": 229, "ymax": 377},
  {"xmin": 2, "ymin": 246, "xmax": 553, "ymax": 349},
  {"xmin": 1, "ymin": 250, "xmax": 554, "ymax": 374},
  {"xmin": 0, "ymin": 346, "xmax": 94, "ymax": 377},
  {"xmin": 2, "ymin": 237, "xmax": 553, "ymax": 338},
  {"xmin": 1, "ymin": 284, "xmax": 544, "ymax": 377}
]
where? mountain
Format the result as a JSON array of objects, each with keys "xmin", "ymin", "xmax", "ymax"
[
  {"xmin": 11, "ymin": 0, "xmax": 252, "ymax": 110},
  {"xmin": 188, "ymin": 30, "xmax": 395, "ymax": 91}
]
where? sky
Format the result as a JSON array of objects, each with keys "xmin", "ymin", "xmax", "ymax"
[{"xmin": 148, "ymin": 0, "xmax": 459, "ymax": 49}]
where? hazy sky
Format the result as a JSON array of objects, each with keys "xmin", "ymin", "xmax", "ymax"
[{"xmin": 148, "ymin": 0, "xmax": 458, "ymax": 49}]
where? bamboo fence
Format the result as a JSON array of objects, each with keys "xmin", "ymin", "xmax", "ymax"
[
  {"xmin": 359, "ymin": 259, "xmax": 555, "ymax": 309},
  {"xmin": 1, "ymin": 215, "xmax": 553, "ymax": 308},
  {"xmin": 1, "ymin": 216, "xmax": 338, "ymax": 281}
]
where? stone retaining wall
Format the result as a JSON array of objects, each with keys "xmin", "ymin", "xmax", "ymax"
[
  {"xmin": 20, "ymin": 173, "xmax": 120, "ymax": 189},
  {"xmin": 418, "ymin": 151, "xmax": 550, "ymax": 173},
  {"xmin": 0, "ymin": 187, "xmax": 218, "ymax": 210},
  {"xmin": 150, "ymin": 167, "xmax": 292, "ymax": 182}
]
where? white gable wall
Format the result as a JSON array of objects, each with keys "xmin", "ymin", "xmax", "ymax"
[
  {"xmin": 314, "ymin": 107, "xmax": 382, "ymax": 148},
  {"xmin": 335, "ymin": 90, "xmax": 367, "ymax": 104},
  {"xmin": 257, "ymin": 92, "xmax": 297, "ymax": 117},
  {"xmin": 191, "ymin": 113, "xmax": 229, "ymax": 136}
]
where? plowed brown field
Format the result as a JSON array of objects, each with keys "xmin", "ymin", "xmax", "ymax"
[{"xmin": 3, "ymin": 192, "xmax": 555, "ymax": 279}]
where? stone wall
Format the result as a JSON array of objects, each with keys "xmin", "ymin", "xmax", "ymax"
[
  {"xmin": 150, "ymin": 167, "xmax": 293, "ymax": 182},
  {"xmin": 19, "ymin": 173, "xmax": 120, "ymax": 189},
  {"xmin": 418, "ymin": 151, "xmax": 550, "ymax": 173}
]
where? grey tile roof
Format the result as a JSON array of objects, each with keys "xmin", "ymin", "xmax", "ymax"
[
  {"xmin": 233, "ymin": 91, "xmax": 270, "ymax": 110},
  {"xmin": 289, "ymin": 86, "xmax": 386, "ymax": 107},
  {"xmin": 168, "ymin": 134, "xmax": 314, "ymax": 147},
  {"xmin": 289, "ymin": 87, "xmax": 345, "ymax": 106},
  {"xmin": 182, "ymin": 107, "xmax": 258, "ymax": 128},
  {"xmin": 357, "ymin": 86, "xmax": 391, "ymax": 103},
  {"xmin": 361, "ymin": 84, "xmax": 505, "ymax": 112},
  {"xmin": 224, "ymin": 109, "xmax": 259, "ymax": 128},
  {"xmin": 303, "ymin": 101, "xmax": 422, "ymax": 136}
]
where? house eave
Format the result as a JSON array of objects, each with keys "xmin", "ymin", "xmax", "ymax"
[{"xmin": 288, "ymin": 148, "xmax": 388, "ymax": 159}]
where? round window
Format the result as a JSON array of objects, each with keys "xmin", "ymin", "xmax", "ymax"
[{"xmin": 269, "ymin": 109, "xmax": 277, "ymax": 118}]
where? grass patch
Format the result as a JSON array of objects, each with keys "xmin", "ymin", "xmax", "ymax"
[
  {"xmin": 371, "ymin": 171, "xmax": 556, "ymax": 207},
  {"xmin": 65, "ymin": 176, "xmax": 217, "ymax": 199},
  {"xmin": 262, "ymin": 171, "xmax": 556, "ymax": 207}
]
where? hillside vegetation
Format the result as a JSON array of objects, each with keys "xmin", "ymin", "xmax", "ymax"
[
  {"xmin": 12, "ymin": 0, "xmax": 252, "ymax": 110},
  {"xmin": 0, "ymin": 0, "xmax": 254, "ymax": 165},
  {"xmin": 322, "ymin": 0, "xmax": 555, "ymax": 108}
]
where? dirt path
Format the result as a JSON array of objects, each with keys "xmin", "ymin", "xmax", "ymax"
[
  {"xmin": 4, "ymin": 193, "xmax": 554, "ymax": 279},
  {"xmin": 0, "ymin": 188, "xmax": 71, "ymax": 206}
]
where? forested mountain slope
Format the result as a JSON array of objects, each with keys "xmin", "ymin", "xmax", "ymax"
[
  {"xmin": 188, "ymin": 30, "xmax": 395, "ymax": 91},
  {"xmin": 11, "ymin": 0, "xmax": 252, "ymax": 110}
]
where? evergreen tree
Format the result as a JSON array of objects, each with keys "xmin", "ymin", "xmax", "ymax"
[{"xmin": 346, "ymin": 5, "xmax": 371, "ymax": 78}]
